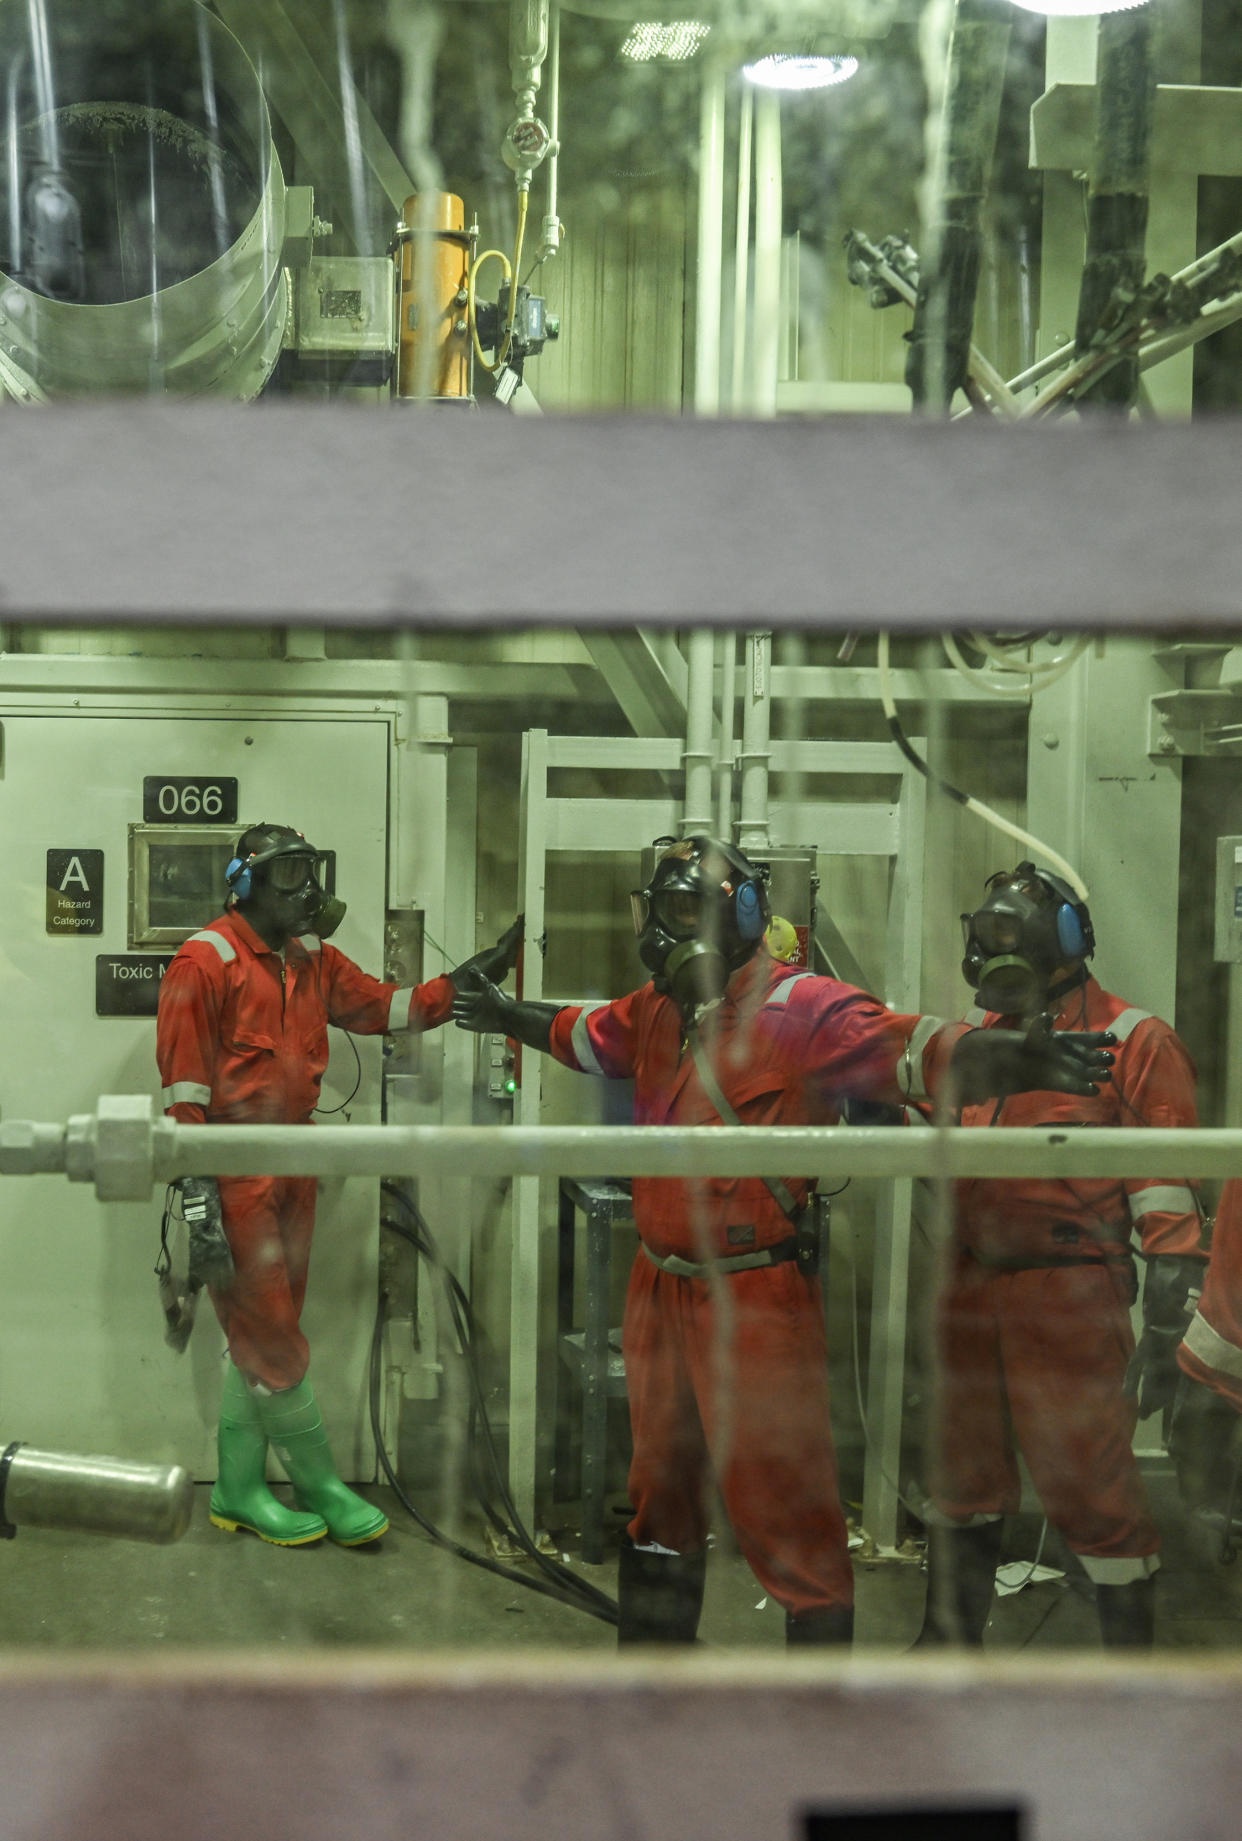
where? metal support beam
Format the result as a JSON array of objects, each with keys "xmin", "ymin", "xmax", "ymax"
[{"xmin": 578, "ymin": 631, "xmax": 687, "ymax": 738}]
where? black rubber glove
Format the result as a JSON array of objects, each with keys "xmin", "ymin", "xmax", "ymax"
[
  {"xmin": 1125, "ymin": 1254, "xmax": 1206, "ymax": 1425},
  {"xmin": 1167, "ymin": 1373, "xmax": 1242, "ymax": 1556},
  {"xmin": 450, "ymin": 968, "xmax": 560, "ymax": 1053},
  {"xmin": 450, "ymin": 915, "xmax": 524, "ymax": 989},
  {"xmin": 949, "ymin": 1012, "xmax": 1116, "ymax": 1106},
  {"xmin": 180, "ymin": 1176, "xmax": 235, "ymax": 1290}
]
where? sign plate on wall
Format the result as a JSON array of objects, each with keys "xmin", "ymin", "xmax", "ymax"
[
  {"xmin": 46, "ymin": 849, "xmax": 104, "ymax": 934},
  {"xmin": 142, "ymin": 776, "xmax": 238, "ymax": 824},
  {"xmin": 95, "ymin": 954, "xmax": 176, "ymax": 1016}
]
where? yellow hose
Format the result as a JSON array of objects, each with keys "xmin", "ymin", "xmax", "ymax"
[{"xmin": 466, "ymin": 189, "xmax": 530, "ymax": 377}]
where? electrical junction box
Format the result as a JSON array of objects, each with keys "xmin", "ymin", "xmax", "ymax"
[
  {"xmin": 291, "ymin": 256, "xmax": 395, "ymax": 383},
  {"xmin": 1214, "ymin": 836, "xmax": 1242, "ymax": 962}
]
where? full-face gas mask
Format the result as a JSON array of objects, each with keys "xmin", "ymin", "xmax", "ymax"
[
  {"xmin": 630, "ymin": 836, "xmax": 770, "ymax": 1021},
  {"xmin": 961, "ymin": 862, "xmax": 1093, "ymax": 1017},
  {"xmin": 226, "ymin": 828, "xmax": 346, "ymax": 939}
]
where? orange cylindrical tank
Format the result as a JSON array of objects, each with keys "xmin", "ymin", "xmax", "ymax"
[{"xmin": 395, "ymin": 191, "xmax": 471, "ymax": 400}]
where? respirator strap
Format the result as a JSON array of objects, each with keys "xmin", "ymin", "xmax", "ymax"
[
  {"xmin": 688, "ymin": 1032, "xmax": 809, "ymax": 1229},
  {"xmin": 0, "ymin": 1441, "xmax": 21, "ymax": 1539}
]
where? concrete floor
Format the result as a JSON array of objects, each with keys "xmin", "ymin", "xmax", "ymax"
[{"xmin": 3, "ymin": 1472, "xmax": 1242, "ymax": 1653}]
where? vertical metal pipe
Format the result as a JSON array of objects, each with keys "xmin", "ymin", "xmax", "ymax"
[
  {"xmin": 908, "ymin": 0, "xmax": 1011, "ymax": 412},
  {"xmin": 730, "ymin": 84, "xmax": 754, "ymax": 412},
  {"xmin": 694, "ymin": 56, "xmax": 727, "ymax": 415},
  {"xmin": 751, "ymin": 88, "xmax": 782, "ymax": 418},
  {"xmin": 737, "ymin": 631, "xmax": 772, "ymax": 855},
  {"xmin": 683, "ymin": 629, "xmax": 716, "ymax": 833},
  {"xmin": 1072, "ymin": 8, "xmax": 1155, "ymax": 410},
  {"xmin": 715, "ymin": 630, "xmax": 737, "ymax": 840}
]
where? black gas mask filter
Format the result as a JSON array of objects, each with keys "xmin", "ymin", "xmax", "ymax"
[
  {"xmin": 631, "ymin": 837, "xmax": 769, "ymax": 1020},
  {"xmin": 961, "ymin": 862, "xmax": 1093, "ymax": 1017}
]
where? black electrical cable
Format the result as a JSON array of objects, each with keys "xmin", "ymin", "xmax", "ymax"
[
  {"xmin": 313, "ymin": 1029, "xmax": 362, "ymax": 1116},
  {"xmin": 368, "ymin": 1290, "xmax": 616, "ymax": 1623},
  {"xmin": 375, "ymin": 1183, "xmax": 618, "ymax": 1623},
  {"xmin": 380, "ymin": 1185, "xmax": 618, "ymax": 1617}
]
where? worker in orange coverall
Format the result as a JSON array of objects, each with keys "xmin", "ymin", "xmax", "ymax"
[
  {"xmin": 1167, "ymin": 1183, "xmax": 1242, "ymax": 1550},
  {"xmin": 918, "ymin": 863, "xmax": 1205, "ymax": 1651},
  {"xmin": 156, "ymin": 821, "xmax": 520, "ymax": 1550},
  {"xmin": 451, "ymin": 836, "xmax": 1116, "ymax": 1647}
]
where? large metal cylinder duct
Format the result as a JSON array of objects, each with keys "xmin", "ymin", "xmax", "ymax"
[
  {"xmin": 0, "ymin": 0, "xmax": 288, "ymax": 399},
  {"xmin": 1, "ymin": 1442, "xmax": 193, "ymax": 1543}
]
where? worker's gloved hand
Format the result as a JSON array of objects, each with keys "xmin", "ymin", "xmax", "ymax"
[
  {"xmin": 949, "ymin": 1013, "xmax": 1116, "ymax": 1106},
  {"xmin": 450, "ymin": 915, "xmax": 524, "ymax": 990},
  {"xmin": 179, "ymin": 1177, "xmax": 234, "ymax": 1290},
  {"xmin": 1125, "ymin": 1255, "xmax": 1206, "ymax": 1426},
  {"xmin": 450, "ymin": 969, "xmax": 560, "ymax": 1053},
  {"xmin": 1167, "ymin": 1372, "xmax": 1242, "ymax": 1535}
]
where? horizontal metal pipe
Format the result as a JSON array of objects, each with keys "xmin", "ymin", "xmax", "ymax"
[
  {"xmin": 128, "ymin": 1120, "xmax": 1242, "ymax": 1183},
  {"xmin": 2, "ymin": 1446, "xmax": 194, "ymax": 1544}
]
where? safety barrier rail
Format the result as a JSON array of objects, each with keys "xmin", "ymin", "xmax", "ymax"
[{"xmin": 0, "ymin": 1096, "xmax": 1237, "ymax": 1199}]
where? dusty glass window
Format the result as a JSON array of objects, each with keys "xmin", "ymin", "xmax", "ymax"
[{"xmin": 0, "ymin": 621, "xmax": 1237, "ymax": 1662}]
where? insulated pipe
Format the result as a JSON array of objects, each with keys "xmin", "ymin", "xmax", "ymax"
[
  {"xmin": 750, "ymin": 88, "xmax": 782, "ymax": 419},
  {"xmin": 1071, "ymin": 8, "xmax": 1156, "ymax": 411},
  {"xmin": 6, "ymin": 1108, "xmax": 1242, "ymax": 1184},
  {"xmin": 541, "ymin": 1, "xmax": 562, "ymax": 257},
  {"xmin": 737, "ymin": 630, "xmax": 773, "ymax": 855},
  {"xmin": 682, "ymin": 628, "xmax": 716, "ymax": 834},
  {"xmin": 694, "ymin": 54, "xmax": 727, "ymax": 414},
  {"xmin": 907, "ymin": 0, "xmax": 1011, "ymax": 412},
  {"xmin": 715, "ymin": 629, "xmax": 737, "ymax": 840},
  {"xmin": 730, "ymin": 82, "xmax": 754, "ymax": 412},
  {"xmin": 1, "ymin": 1444, "xmax": 193, "ymax": 1543}
]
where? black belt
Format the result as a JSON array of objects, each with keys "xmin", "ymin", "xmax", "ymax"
[
  {"xmin": 967, "ymin": 1250, "xmax": 1133, "ymax": 1273},
  {"xmin": 642, "ymin": 1237, "xmax": 801, "ymax": 1280}
]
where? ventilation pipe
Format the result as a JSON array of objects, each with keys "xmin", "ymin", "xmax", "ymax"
[
  {"xmin": 750, "ymin": 89, "xmax": 782, "ymax": 418},
  {"xmin": 694, "ymin": 53, "xmax": 726, "ymax": 414},
  {"xmin": 730, "ymin": 84, "xmax": 754, "ymax": 411},
  {"xmin": 716, "ymin": 629, "xmax": 737, "ymax": 839},
  {"xmin": 1071, "ymin": 7, "xmax": 1155, "ymax": 410},
  {"xmin": 737, "ymin": 631, "xmax": 773, "ymax": 856},
  {"xmin": 907, "ymin": 0, "xmax": 1011, "ymax": 412},
  {"xmin": 682, "ymin": 628, "xmax": 716, "ymax": 834}
]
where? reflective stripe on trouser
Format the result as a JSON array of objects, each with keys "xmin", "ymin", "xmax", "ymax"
[
  {"xmin": 622, "ymin": 1248, "xmax": 853, "ymax": 1616},
  {"xmin": 931, "ymin": 1256, "xmax": 1160, "ymax": 1564},
  {"xmin": 207, "ymin": 1175, "xmax": 319, "ymax": 1391}
]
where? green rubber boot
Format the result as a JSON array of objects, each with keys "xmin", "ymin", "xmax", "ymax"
[
  {"xmin": 209, "ymin": 1363, "xmax": 328, "ymax": 1546},
  {"xmin": 255, "ymin": 1377, "xmax": 389, "ymax": 1547}
]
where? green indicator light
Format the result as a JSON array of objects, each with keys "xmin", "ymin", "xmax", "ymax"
[{"xmin": 505, "ymin": 1078, "xmax": 518, "ymax": 1094}]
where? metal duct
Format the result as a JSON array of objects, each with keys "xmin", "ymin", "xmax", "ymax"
[{"xmin": 0, "ymin": 0, "xmax": 288, "ymax": 400}]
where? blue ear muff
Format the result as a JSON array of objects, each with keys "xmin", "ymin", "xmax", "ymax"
[
  {"xmin": 1055, "ymin": 902, "xmax": 1088, "ymax": 960},
  {"xmin": 735, "ymin": 881, "xmax": 765, "ymax": 940},
  {"xmin": 226, "ymin": 857, "xmax": 251, "ymax": 900}
]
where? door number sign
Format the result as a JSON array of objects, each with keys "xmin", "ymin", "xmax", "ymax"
[
  {"xmin": 142, "ymin": 776, "xmax": 238, "ymax": 823},
  {"xmin": 46, "ymin": 849, "xmax": 104, "ymax": 934}
]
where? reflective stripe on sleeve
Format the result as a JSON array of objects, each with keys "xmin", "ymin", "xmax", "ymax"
[
  {"xmin": 1108, "ymin": 1006, "xmax": 1152, "ymax": 1043},
  {"xmin": 570, "ymin": 1003, "xmax": 610, "ymax": 1076},
  {"xmin": 187, "ymin": 930, "xmax": 236, "ymax": 963},
  {"xmin": 899, "ymin": 1015, "xmax": 944, "ymax": 1103},
  {"xmin": 1128, "ymin": 1184, "xmax": 1198, "ymax": 1221},
  {"xmin": 1078, "ymin": 1553, "xmax": 1160, "ymax": 1585},
  {"xmin": 763, "ymin": 972, "xmax": 815, "ymax": 1007},
  {"xmin": 387, "ymin": 987, "xmax": 414, "ymax": 1031},
  {"xmin": 1183, "ymin": 1309, "xmax": 1242, "ymax": 1383},
  {"xmin": 162, "ymin": 1082, "xmax": 212, "ymax": 1108}
]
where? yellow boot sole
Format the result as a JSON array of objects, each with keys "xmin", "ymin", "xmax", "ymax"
[{"xmin": 209, "ymin": 1510, "xmax": 326, "ymax": 1546}]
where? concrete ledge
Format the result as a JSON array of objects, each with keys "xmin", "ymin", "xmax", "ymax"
[{"xmin": 2, "ymin": 1648, "xmax": 1241, "ymax": 1840}]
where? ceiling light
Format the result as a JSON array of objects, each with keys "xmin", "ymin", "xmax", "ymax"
[
  {"xmin": 620, "ymin": 22, "xmax": 711, "ymax": 62},
  {"xmin": 742, "ymin": 54, "xmax": 860, "ymax": 91},
  {"xmin": 1007, "ymin": 0, "xmax": 1147, "ymax": 14}
]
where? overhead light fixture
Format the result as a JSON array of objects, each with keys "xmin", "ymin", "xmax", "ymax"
[
  {"xmin": 1007, "ymin": 0, "xmax": 1147, "ymax": 14},
  {"xmin": 620, "ymin": 21, "xmax": 712, "ymax": 62},
  {"xmin": 742, "ymin": 53, "xmax": 860, "ymax": 91}
]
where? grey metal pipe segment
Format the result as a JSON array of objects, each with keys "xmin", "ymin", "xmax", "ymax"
[
  {"xmin": 144, "ymin": 1121, "xmax": 1242, "ymax": 1183},
  {"xmin": 2, "ymin": 1446, "xmax": 194, "ymax": 1544}
]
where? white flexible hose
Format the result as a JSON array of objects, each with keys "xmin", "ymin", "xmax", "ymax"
[{"xmin": 876, "ymin": 632, "xmax": 1090, "ymax": 901}]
